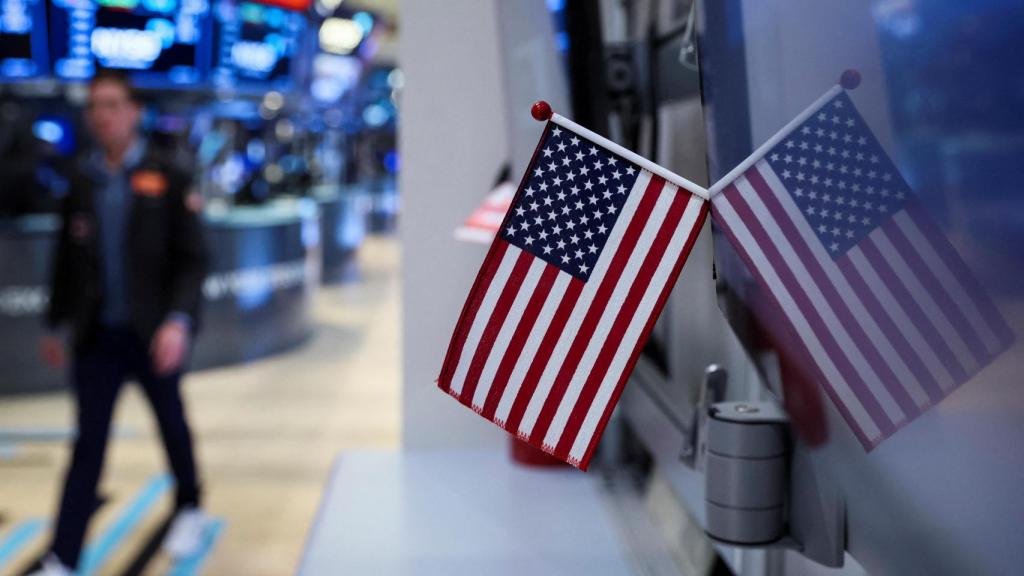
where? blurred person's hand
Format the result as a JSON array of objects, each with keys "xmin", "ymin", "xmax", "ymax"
[
  {"xmin": 40, "ymin": 334, "xmax": 66, "ymax": 368},
  {"xmin": 152, "ymin": 320, "xmax": 190, "ymax": 376}
]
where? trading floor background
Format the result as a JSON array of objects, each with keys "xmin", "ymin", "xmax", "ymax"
[
  {"xmin": 2, "ymin": 0, "xmax": 1023, "ymax": 575},
  {"xmin": 1, "ymin": 0, "xmax": 400, "ymax": 573}
]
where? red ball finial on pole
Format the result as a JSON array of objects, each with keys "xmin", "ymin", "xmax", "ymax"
[
  {"xmin": 840, "ymin": 69, "xmax": 861, "ymax": 90},
  {"xmin": 531, "ymin": 100, "xmax": 553, "ymax": 121}
]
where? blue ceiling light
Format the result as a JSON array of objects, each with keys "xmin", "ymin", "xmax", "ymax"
[{"xmin": 352, "ymin": 11, "xmax": 374, "ymax": 35}]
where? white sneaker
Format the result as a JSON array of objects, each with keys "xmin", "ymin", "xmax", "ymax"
[
  {"xmin": 162, "ymin": 506, "xmax": 211, "ymax": 559},
  {"xmin": 28, "ymin": 553, "xmax": 73, "ymax": 576}
]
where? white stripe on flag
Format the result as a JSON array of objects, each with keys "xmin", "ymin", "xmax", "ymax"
[
  {"xmin": 869, "ymin": 231, "xmax": 980, "ymax": 374},
  {"xmin": 756, "ymin": 163, "xmax": 932, "ymax": 410},
  {"xmin": 893, "ymin": 211, "xmax": 1003, "ymax": 355},
  {"xmin": 517, "ymin": 170, "xmax": 654, "ymax": 436},
  {"xmin": 542, "ymin": 183, "xmax": 679, "ymax": 447},
  {"xmin": 845, "ymin": 246, "xmax": 958, "ymax": 392},
  {"xmin": 568, "ymin": 196, "xmax": 705, "ymax": 461},
  {"xmin": 734, "ymin": 175, "xmax": 907, "ymax": 426},
  {"xmin": 479, "ymin": 212, "xmax": 506, "ymax": 226},
  {"xmin": 454, "ymin": 227, "xmax": 499, "ymax": 244},
  {"xmin": 448, "ymin": 246, "xmax": 521, "ymax": 396},
  {"xmin": 470, "ymin": 258, "xmax": 548, "ymax": 409},
  {"xmin": 714, "ymin": 194, "xmax": 883, "ymax": 442},
  {"xmin": 494, "ymin": 272, "xmax": 573, "ymax": 424}
]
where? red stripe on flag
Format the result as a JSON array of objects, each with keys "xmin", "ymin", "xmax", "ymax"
[
  {"xmin": 481, "ymin": 264, "xmax": 561, "ymax": 422},
  {"xmin": 726, "ymin": 186, "xmax": 897, "ymax": 438},
  {"xmin": 502, "ymin": 279, "xmax": 585, "ymax": 434},
  {"xmin": 576, "ymin": 201, "xmax": 709, "ymax": 468},
  {"xmin": 904, "ymin": 202, "xmax": 1014, "ymax": 347},
  {"xmin": 440, "ymin": 120, "xmax": 553, "ymax": 394},
  {"xmin": 858, "ymin": 238, "xmax": 970, "ymax": 383},
  {"xmin": 553, "ymin": 189, "xmax": 692, "ymax": 459},
  {"xmin": 884, "ymin": 219, "xmax": 987, "ymax": 362},
  {"xmin": 745, "ymin": 168, "xmax": 920, "ymax": 419},
  {"xmin": 836, "ymin": 256, "xmax": 945, "ymax": 403},
  {"xmin": 711, "ymin": 197, "xmax": 878, "ymax": 449},
  {"xmin": 882, "ymin": 219, "xmax": 989, "ymax": 364},
  {"xmin": 527, "ymin": 176, "xmax": 667, "ymax": 446},
  {"xmin": 438, "ymin": 240, "xmax": 510, "ymax": 393},
  {"xmin": 457, "ymin": 251, "xmax": 536, "ymax": 408}
]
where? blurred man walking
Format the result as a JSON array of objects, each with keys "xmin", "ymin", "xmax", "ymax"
[{"xmin": 35, "ymin": 70, "xmax": 209, "ymax": 575}]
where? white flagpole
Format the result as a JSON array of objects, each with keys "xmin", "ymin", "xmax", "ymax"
[
  {"xmin": 707, "ymin": 71, "xmax": 861, "ymax": 197},
  {"xmin": 530, "ymin": 102, "xmax": 711, "ymax": 201},
  {"xmin": 707, "ymin": 85, "xmax": 841, "ymax": 197}
]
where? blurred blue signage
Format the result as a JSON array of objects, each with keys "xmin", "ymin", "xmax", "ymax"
[
  {"xmin": 211, "ymin": 0, "xmax": 304, "ymax": 92},
  {"xmin": 0, "ymin": 0, "xmax": 49, "ymax": 79},
  {"xmin": 48, "ymin": 0, "xmax": 213, "ymax": 87}
]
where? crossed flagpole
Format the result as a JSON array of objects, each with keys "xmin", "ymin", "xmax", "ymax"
[
  {"xmin": 529, "ymin": 69, "xmax": 864, "ymax": 202},
  {"xmin": 530, "ymin": 100, "xmax": 712, "ymax": 201}
]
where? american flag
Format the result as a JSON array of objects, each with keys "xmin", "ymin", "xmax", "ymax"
[
  {"xmin": 454, "ymin": 182, "xmax": 515, "ymax": 244},
  {"xmin": 711, "ymin": 89, "xmax": 1014, "ymax": 449},
  {"xmin": 440, "ymin": 121, "xmax": 707, "ymax": 469}
]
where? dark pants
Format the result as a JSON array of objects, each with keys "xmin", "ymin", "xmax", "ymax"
[{"xmin": 51, "ymin": 327, "xmax": 201, "ymax": 568}]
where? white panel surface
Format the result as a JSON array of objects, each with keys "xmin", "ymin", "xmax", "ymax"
[{"xmin": 299, "ymin": 450, "xmax": 636, "ymax": 576}]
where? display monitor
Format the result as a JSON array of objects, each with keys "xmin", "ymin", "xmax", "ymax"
[
  {"xmin": 48, "ymin": 0, "xmax": 212, "ymax": 87},
  {"xmin": 0, "ymin": 0, "xmax": 49, "ymax": 79},
  {"xmin": 211, "ymin": 0, "xmax": 304, "ymax": 92},
  {"xmin": 309, "ymin": 53, "xmax": 360, "ymax": 104}
]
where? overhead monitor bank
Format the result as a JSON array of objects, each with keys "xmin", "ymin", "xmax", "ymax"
[
  {"xmin": 211, "ymin": 0, "xmax": 304, "ymax": 92},
  {"xmin": 0, "ymin": 0, "xmax": 306, "ymax": 88},
  {"xmin": 0, "ymin": 0, "xmax": 49, "ymax": 79},
  {"xmin": 49, "ymin": 0, "xmax": 213, "ymax": 87}
]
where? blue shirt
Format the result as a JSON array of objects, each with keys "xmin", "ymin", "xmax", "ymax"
[{"xmin": 91, "ymin": 140, "xmax": 145, "ymax": 327}]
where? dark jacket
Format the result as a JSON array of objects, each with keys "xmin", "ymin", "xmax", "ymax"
[{"xmin": 46, "ymin": 146, "xmax": 208, "ymax": 348}]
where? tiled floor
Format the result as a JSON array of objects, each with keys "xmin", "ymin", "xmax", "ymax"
[{"xmin": 0, "ymin": 236, "xmax": 402, "ymax": 576}]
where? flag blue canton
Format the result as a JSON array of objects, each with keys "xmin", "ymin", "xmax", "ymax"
[
  {"xmin": 501, "ymin": 124, "xmax": 642, "ymax": 281},
  {"xmin": 765, "ymin": 91, "xmax": 914, "ymax": 258}
]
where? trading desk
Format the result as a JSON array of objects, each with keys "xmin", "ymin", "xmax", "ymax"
[{"xmin": 0, "ymin": 198, "xmax": 320, "ymax": 395}]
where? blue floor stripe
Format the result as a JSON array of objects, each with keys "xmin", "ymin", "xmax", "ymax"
[
  {"xmin": 0, "ymin": 519, "xmax": 46, "ymax": 571},
  {"xmin": 167, "ymin": 519, "xmax": 225, "ymax": 576},
  {"xmin": 78, "ymin": 474, "xmax": 172, "ymax": 576}
]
